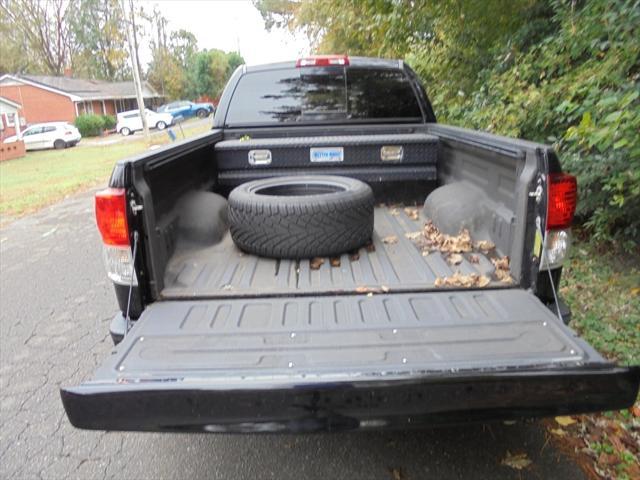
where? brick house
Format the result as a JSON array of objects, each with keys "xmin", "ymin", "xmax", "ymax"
[{"xmin": 0, "ymin": 74, "xmax": 163, "ymax": 129}]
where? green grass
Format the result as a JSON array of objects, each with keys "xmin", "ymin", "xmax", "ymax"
[
  {"xmin": 560, "ymin": 237, "xmax": 640, "ymax": 365},
  {"xmin": 0, "ymin": 120, "xmax": 211, "ymax": 223}
]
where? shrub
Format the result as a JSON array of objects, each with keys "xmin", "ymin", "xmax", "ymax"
[
  {"xmin": 101, "ymin": 115, "xmax": 116, "ymax": 130},
  {"xmin": 74, "ymin": 114, "xmax": 105, "ymax": 137},
  {"xmin": 409, "ymin": 0, "xmax": 640, "ymax": 247}
]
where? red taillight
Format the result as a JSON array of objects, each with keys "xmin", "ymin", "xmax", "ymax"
[
  {"xmin": 95, "ymin": 188, "xmax": 129, "ymax": 246},
  {"xmin": 547, "ymin": 173, "xmax": 577, "ymax": 230},
  {"xmin": 296, "ymin": 55, "xmax": 349, "ymax": 67}
]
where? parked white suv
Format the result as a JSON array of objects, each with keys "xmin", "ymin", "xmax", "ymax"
[
  {"xmin": 3, "ymin": 122, "xmax": 81, "ymax": 150},
  {"xmin": 116, "ymin": 109, "xmax": 174, "ymax": 136}
]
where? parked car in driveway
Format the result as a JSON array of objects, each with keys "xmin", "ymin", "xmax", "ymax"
[
  {"xmin": 116, "ymin": 109, "xmax": 174, "ymax": 136},
  {"xmin": 3, "ymin": 122, "xmax": 81, "ymax": 150},
  {"xmin": 157, "ymin": 100, "xmax": 215, "ymax": 119}
]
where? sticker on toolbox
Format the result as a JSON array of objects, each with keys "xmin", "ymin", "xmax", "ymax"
[{"xmin": 310, "ymin": 147, "xmax": 344, "ymax": 163}]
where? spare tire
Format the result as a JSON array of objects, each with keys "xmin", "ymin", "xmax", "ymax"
[{"xmin": 228, "ymin": 175, "xmax": 374, "ymax": 258}]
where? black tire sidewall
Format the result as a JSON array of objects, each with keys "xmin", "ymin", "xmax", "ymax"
[
  {"xmin": 230, "ymin": 175, "xmax": 369, "ymax": 207},
  {"xmin": 228, "ymin": 176, "xmax": 374, "ymax": 259}
]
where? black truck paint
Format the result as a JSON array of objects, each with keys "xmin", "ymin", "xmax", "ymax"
[{"xmin": 61, "ymin": 57, "xmax": 639, "ymax": 432}]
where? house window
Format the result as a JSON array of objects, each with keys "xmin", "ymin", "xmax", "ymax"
[{"xmin": 6, "ymin": 113, "xmax": 16, "ymax": 126}]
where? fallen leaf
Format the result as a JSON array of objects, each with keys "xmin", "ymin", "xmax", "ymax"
[
  {"xmin": 492, "ymin": 256, "xmax": 510, "ymax": 270},
  {"xmin": 330, "ymin": 257, "xmax": 341, "ymax": 267},
  {"xmin": 475, "ymin": 239, "xmax": 496, "ymax": 252},
  {"xmin": 389, "ymin": 208, "xmax": 399, "ymax": 216},
  {"xmin": 383, "ymin": 235, "xmax": 399, "ymax": 244},
  {"xmin": 447, "ymin": 253, "xmax": 464, "ymax": 265},
  {"xmin": 555, "ymin": 416, "xmax": 576, "ymax": 426},
  {"xmin": 631, "ymin": 287, "xmax": 640, "ymax": 296},
  {"xmin": 404, "ymin": 207, "xmax": 419, "ymax": 220},
  {"xmin": 550, "ymin": 428, "xmax": 566, "ymax": 436},
  {"xmin": 404, "ymin": 231, "xmax": 422, "ymax": 240},
  {"xmin": 597, "ymin": 452, "xmax": 620, "ymax": 466},
  {"xmin": 491, "ymin": 256, "xmax": 513, "ymax": 283},
  {"xmin": 469, "ymin": 254, "xmax": 480, "ymax": 264},
  {"xmin": 434, "ymin": 271, "xmax": 491, "ymax": 288},
  {"xmin": 310, "ymin": 257, "xmax": 324, "ymax": 270},
  {"xmin": 422, "ymin": 221, "xmax": 473, "ymax": 253},
  {"xmin": 501, "ymin": 452, "xmax": 532, "ymax": 470},
  {"xmin": 630, "ymin": 404, "xmax": 640, "ymax": 417}
]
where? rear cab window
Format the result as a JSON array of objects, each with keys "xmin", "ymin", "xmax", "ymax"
[{"xmin": 224, "ymin": 66, "xmax": 423, "ymax": 126}]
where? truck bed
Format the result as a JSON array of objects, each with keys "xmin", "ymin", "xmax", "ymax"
[{"xmin": 162, "ymin": 205, "xmax": 505, "ymax": 299}]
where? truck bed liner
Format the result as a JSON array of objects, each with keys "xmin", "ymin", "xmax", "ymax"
[
  {"xmin": 102, "ymin": 290, "xmax": 603, "ymax": 380},
  {"xmin": 162, "ymin": 205, "xmax": 504, "ymax": 299}
]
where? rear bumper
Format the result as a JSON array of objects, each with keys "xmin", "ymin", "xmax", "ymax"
[{"xmin": 61, "ymin": 366, "xmax": 639, "ymax": 433}]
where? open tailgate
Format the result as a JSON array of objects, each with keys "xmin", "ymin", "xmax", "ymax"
[{"xmin": 61, "ymin": 289, "xmax": 639, "ymax": 432}]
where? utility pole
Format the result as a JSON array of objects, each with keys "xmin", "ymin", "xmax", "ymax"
[{"xmin": 123, "ymin": 0, "xmax": 149, "ymax": 142}]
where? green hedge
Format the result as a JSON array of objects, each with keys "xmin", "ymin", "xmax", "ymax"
[
  {"xmin": 101, "ymin": 114, "xmax": 116, "ymax": 130},
  {"xmin": 409, "ymin": 0, "xmax": 640, "ymax": 248},
  {"xmin": 74, "ymin": 114, "xmax": 116, "ymax": 137}
]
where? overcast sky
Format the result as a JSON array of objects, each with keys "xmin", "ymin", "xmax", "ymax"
[{"xmin": 140, "ymin": 0, "xmax": 310, "ymax": 65}]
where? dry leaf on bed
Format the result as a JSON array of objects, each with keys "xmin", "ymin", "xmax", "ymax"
[
  {"xmin": 469, "ymin": 254, "xmax": 480, "ymax": 264},
  {"xmin": 422, "ymin": 221, "xmax": 473, "ymax": 253},
  {"xmin": 491, "ymin": 256, "xmax": 514, "ymax": 283},
  {"xmin": 405, "ymin": 231, "xmax": 422, "ymax": 240},
  {"xmin": 310, "ymin": 257, "xmax": 324, "ymax": 270},
  {"xmin": 382, "ymin": 235, "xmax": 399, "ymax": 244},
  {"xmin": 356, "ymin": 286, "xmax": 383, "ymax": 294},
  {"xmin": 404, "ymin": 207, "xmax": 419, "ymax": 221},
  {"xmin": 475, "ymin": 239, "xmax": 496, "ymax": 253},
  {"xmin": 435, "ymin": 271, "xmax": 490, "ymax": 288},
  {"xmin": 447, "ymin": 253, "xmax": 464, "ymax": 265},
  {"xmin": 330, "ymin": 257, "xmax": 341, "ymax": 267}
]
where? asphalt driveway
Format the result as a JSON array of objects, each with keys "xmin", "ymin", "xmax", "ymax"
[{"xmin": 0, "ymin": 189, "xmax": 587, "ymax": 480}]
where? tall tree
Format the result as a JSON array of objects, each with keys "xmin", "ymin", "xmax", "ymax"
[
  {"xmin": 0, "ymin": 0, "xmax": 74, "ymax": 75},
  {"xmin": 170, "ymin": 29, "xmax": 197, "ymax": 69},
  {"xmin": 67, "ymin": 0, "xmax": 129, "ymax": 80}
]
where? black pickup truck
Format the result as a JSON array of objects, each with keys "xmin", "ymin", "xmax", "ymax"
[{"xmin": 61, "ymin": 55, "xmax": 639, "ymax": 433}]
